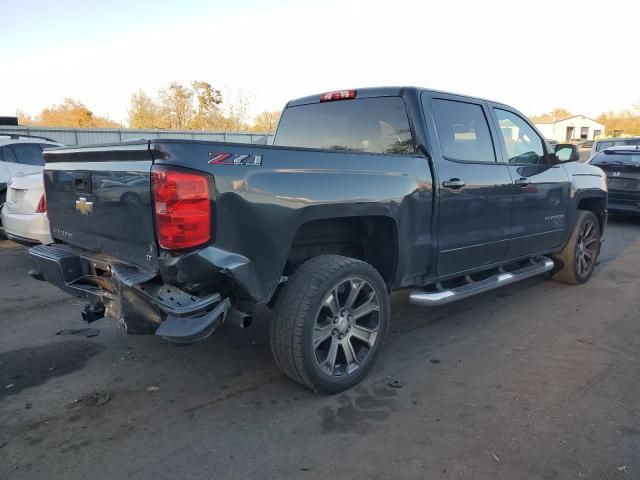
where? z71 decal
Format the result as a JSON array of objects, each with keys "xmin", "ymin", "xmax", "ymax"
[{"xmin": 208, "ymin": 152, "xmax": 262, "ymax": 166}]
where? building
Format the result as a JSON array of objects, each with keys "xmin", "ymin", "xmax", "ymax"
[{"xmin": 535, "ymin": 115, "xmax": 605, "ymax": 142}]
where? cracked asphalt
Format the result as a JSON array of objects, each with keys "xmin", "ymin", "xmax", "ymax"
[{"xmin": 1, "ymin": 216, "xmax": 639, "ymax": 479}]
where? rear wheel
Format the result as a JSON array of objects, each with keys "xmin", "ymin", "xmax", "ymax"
[
  {"xmin": 270, "ymin": 255, "xmax": 390, "ymax": 393},
  {"xmin": 553, "ymin": 210, "xmax": 601, "ymax": 284}
]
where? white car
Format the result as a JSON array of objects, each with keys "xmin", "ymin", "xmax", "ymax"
[
  {"xmin": 1, "ymin": 172, "xmax": 52, "ymax": 245},
  {"xmin": 0, "ymin": 134, "xmax": 62, "ymax": 207}
]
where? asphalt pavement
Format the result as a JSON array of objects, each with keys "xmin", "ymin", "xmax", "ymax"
[{"xmin": 1, "ymin": 216, "xmax": 639, "ymax": 480}]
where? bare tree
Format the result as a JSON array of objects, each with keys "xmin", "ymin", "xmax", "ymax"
[{"xmin": 158, "ymin": 82, "xmax": 194, "ymax": 129}]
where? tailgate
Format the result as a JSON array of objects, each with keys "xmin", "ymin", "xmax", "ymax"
[{"xmin": 44, "ymin": 142, "xmax": 159, "ymax": 271}]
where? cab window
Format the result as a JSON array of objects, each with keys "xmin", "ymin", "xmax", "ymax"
[
  {"xmin": 430, "ymin": 99, "xmax": 496, "ymax": 163},
  {"xmin": 494, "ymin": 109, "xmax": 546, "ymax": 164}
]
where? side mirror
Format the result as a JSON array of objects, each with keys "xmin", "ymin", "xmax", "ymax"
[{"xmin": 554, "ymin": 143, "xmax": 580, "ymax": 163}]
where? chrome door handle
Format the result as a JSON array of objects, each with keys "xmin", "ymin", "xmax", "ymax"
[
  {"xmin": 514, "ymin": 177, "xmax": 531, "ymax": 187},
  {"xmin": 442, "ymin": 179, "xmax": 465, "ymax": 190}
]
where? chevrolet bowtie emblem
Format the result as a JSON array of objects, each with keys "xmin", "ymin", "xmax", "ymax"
[{"xmin": 76, "ymin": 197, "xmax": 94, "ymax": 215}]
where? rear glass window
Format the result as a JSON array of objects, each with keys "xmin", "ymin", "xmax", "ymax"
[
  {"xmin": 274, "ymin": 97, "xmax": 416, "ymax": 155},
  {"xmin": 596, "ymin": 139, "xmax": 640, "ymax": 152},
  {"xmin": 591, "ymin": 151, "xmax": 640, "ymax": 166},
  {"xmin": 3, "ymin": 146, "xmax": 17, "ymax": 163},
  {"xmin": 11, "ymin": 143, "xmax": 45, "ymax": 166}
]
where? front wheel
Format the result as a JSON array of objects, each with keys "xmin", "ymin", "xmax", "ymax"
[
  {"xmin": 552, "ymin": 210, "xmax": 601, "ymax": 284},
  {"xmin": 270, "ymin": 255, "xmax": 390, "ymax": 393}
]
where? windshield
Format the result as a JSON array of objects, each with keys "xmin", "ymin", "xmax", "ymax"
[
  {"xmin": 591, "ymin": 151, "xmax": 640, "ymax": 166},
  {"xmin": 274, "ymin": 97, "xmax": 416, "ymax": 155}
]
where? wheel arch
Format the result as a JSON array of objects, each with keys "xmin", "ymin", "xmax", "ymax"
[{"xmin": 284, "ymin": 215, "xmax": 399, "ymax": 288}]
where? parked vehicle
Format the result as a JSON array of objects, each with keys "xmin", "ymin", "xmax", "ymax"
[
  {"xmin": 1, "ymin": 172, "xmax": 52, "ymax": 245},
  {"xmin": 591, "ymin": 136, "xmax": 640, "ymax": 158},
  {"xmin": 29, "ymin": 87, "xmax": 608, "ymax": 392},
  {"xmin": 588, "ymin": 146, "xmax": 640, "ymax": 215},
  {"xmin": 0, "ymin": 134, "xmax": 62, "ymax": 208}
]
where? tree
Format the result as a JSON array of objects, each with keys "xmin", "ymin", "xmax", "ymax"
[
  {"xmin": 158, "ymin": 82, "xmax": 194, "ymax": 129},
  {"xmin": 190, "ymin": 81, "xmax": 224, "ymax": 130},
  {"xmin": 530, "ymin": 108, "xmax": 573, "ymax": 123},
  {"xmin": 127, "ymin": 90, "xmax": 164, "ymax": 129},
  {"xmin": 221, "ymin": 89, "xmax": 252, "ymax": 131},
  {"xmin": 251, "ymin": 110, "xmax": 281, "ymax": 132},
  {"xmin": 596, "ymin": 107, "xmax": 640, "ymax": 137},
  {"xmin": 16, "ymin": 109, "xmax": 34, "ymax": 126},
  {"xmin": 26, "ymin": 98, "xmax": 119, "ymax": 128}
]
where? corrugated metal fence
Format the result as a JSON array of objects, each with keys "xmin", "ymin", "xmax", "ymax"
[{"xmin": 0, "ymin": 126, "xmax": 273, "ymax": 146}]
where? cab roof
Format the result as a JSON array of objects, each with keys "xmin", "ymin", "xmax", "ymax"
[{"xmin": 286, "ymin": 86, "xmax": 504, "ymax": 108}]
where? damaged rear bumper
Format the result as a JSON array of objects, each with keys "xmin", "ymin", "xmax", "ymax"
[{"xmin": 28, "ymin": 244, "xmax": 231, "ymax": 343}]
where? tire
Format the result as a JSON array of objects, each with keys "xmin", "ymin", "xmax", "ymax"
[
  {"xmin": 552, "ymin": 210, "xmax": 601, "ymax": 284},
  {"xmin": 270, "ymin": 254, "xmax": 390, "ymax": 393}
]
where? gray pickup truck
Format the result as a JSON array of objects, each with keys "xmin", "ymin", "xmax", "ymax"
[{"xmin": 29, "ymin": 87, "xmax": 607, "ymax": 392}]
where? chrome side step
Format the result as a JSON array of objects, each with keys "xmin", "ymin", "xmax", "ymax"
[{"xmin": 409, "ymin": 257, "xmax": 555, "ymax": 307}]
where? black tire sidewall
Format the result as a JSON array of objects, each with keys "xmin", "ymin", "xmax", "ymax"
[{"xmin": 300, "ymin": 261, "xmax": 390, "ymax": 393}]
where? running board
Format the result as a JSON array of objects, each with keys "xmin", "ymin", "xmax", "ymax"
[{"xmin": 409, "ymin": 257, "xmax": 555, "ymax": 307}]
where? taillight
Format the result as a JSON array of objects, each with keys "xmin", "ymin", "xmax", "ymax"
[
  {"xmin": 319, "ymin": 90, "xmax": 357, "ymax": 102},
  {"xmin": 151, "ymin": 168, "xmax": 211, "ymax": 250},
  {"xmin": 35, "ymin": 194, "xmax": 47, "ymax": 213}
]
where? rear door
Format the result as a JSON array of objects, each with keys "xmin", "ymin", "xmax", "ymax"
[
  {"xmin": 489, "ymin": 105, "xmax": 571, "ymax": 258},
  {"xmin": 422, "ymin": 92, "xmax": 513, "ymax": 276}
]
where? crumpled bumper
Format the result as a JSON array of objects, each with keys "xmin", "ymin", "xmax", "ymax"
[{"xmin": 28, "ymin": 244, "xmax": 230, "ymax": 343}]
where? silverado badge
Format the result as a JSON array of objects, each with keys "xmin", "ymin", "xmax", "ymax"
[{"xmin": 76, "ymin": 197, "xmax": 94, "ymax": 215}]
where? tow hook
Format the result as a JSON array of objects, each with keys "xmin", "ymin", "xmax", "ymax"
[{"xmin": 82, "ymin": 304, "xmax": 106, "ymax": 323}]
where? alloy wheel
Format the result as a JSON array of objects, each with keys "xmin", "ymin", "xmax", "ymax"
[{"xmin": 313, "ymin": 277, "xmax": 381, "ymax": 377}]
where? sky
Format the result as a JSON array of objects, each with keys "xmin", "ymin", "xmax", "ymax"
[{"xmin": 2, "ymin": 0, "xmax": 639, "ymax": 125}]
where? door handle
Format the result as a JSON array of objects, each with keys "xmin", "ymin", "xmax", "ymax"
[
  {"xmin": 514, "ymin": 177, "xmax": 531, "ymax": 187},
  {"xmin": 442, "ymin": 178, "xmax": 465, "ymax": 190}
]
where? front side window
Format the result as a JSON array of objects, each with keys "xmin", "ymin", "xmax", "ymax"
[
  {"xmin": 10, "ymin": 143, "xmax": 45, "ymax": 166},
  {"xmin": 495, "ymin": 109, "xmax": 545, "ymax": 164},
  {"xmin": 274, "ymin": 97, "xmax": 416, "ymax": 155},
  {"xmin": 430, "ymin": 99, "xmax": 496, "ymax": 163}
]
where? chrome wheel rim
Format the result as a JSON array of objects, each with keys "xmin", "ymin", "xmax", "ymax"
[
  {"xmin": 313, "ymin": 277, "xmax": 381, "ymax": 377},
  {"xmin": 576, "ymin": 220, "xmax": 598, "ymax": 276}
]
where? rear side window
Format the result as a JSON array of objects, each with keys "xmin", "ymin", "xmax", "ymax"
[
  {"xmin": 3, "ymin": 146, "xmax": 17, "ymax": 163},
  {"xmin": 274, "ymin": 97, "xmax": 416, "ymax": 155},
  {"xmin": 431, "ymin": 99, "xmax": 496, "ymax": 163},
  {"xmin": 11, "ymin": 143, "xmax": 45, "ymax": 166}
]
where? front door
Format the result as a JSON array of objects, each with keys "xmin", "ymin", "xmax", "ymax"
[
  {"xmin": 423, "ymin": 94, "xmax": 513, "ymax": 277},
  {"xmin": 490, "ymin": 107, "xmax": 571, "ymax": 258}
]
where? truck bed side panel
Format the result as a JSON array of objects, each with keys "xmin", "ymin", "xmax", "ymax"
[{"xmin": 150, "ymin": 141, "xmax": 434, "ymax": 302}]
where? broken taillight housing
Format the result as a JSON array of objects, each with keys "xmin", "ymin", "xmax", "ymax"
[{"xmin": 151, "ymin": 167, "xmax": 212, "ymax": 250}]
